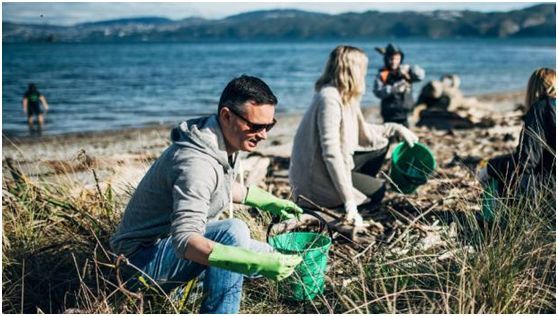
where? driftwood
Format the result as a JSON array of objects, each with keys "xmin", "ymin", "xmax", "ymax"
[
  {"xmin": 412, "ymin": 74, "xmax": 518, "ymax": 129},
  {"xmin": 416, "ymin": 109, "xmax": 475, "ymax": 130},
  {"xmin": 256, "ymin": 142, "xmax": 293, "ymax": 158},
  {"xmin": 297, "ymin": 195, "xmax": 380, "ymax": 243},
  {"xmin": 241, "ymin": 155, "xmax": 271, "ymax": 187}
]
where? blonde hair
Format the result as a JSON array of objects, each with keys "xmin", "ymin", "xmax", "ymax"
[
  {"xmin": 315, "ymin": 45, "xmax": 368, "ymax": 105},
  {"xmin": 525, "ymin": 68, "xmax": 556, "ymax": 110}
]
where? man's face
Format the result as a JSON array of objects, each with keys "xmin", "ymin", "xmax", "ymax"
[
  {"xmin": 388, "ymin": 53, "xmax": 402, "ymax": 70},
  {"xmin": 219, "ymin": 101, "xmax": 276, "ymax": 153}
]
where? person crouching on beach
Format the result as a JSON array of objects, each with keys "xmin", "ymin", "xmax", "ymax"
[
  {"xmin": 373, "ymin": 43, "xmax": 425, "ymax": 126},
  {"xmin": 477, "ymin": 68, "xmax": 556, "ymax": 198},
  {"xmin": 110, "ymin": 75, "xmax": 303, "ymax": 314},
  {"xmin": 289, "ymin": 45, "xmax": 419, "ymax": 227}
]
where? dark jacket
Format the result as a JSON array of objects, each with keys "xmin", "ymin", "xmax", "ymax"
[
  {"xmin": 373, "ymin": 65, "xmax": 425, "ymax": 122},
  {"xmin": 488, "ymin": 97, "xmax": 556, "ymax": 192}
]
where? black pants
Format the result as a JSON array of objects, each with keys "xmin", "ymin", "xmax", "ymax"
[
  {"xmin": 351, "ymin": 145, "xmax": 389, "ymax": 206},
  {"xmin": 27, "ymin": 102, "xmax": 43, "ymax": 117}
]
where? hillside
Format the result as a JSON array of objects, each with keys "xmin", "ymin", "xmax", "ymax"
[{"xmin": 2, "ymin": 4, "xmax": 555, "ymax": 43}]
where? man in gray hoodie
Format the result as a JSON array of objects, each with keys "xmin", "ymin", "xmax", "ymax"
[{"xmin": 110, "ymin": 75, "xmax": 303, "ymax": 313}]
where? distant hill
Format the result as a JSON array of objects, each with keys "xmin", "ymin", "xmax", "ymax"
[
  {"xmin": 223, "ymin": 9, "xmax": 328, "ymax": 22},
  {"xmin": 77, "ymin": 17, "xmax": 174, "ymax": 27},
  {"xmin": 3, "ymin": 4, "xmax": 555, "ymax": 43}
]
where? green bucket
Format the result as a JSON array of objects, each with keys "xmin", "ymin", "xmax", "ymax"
[
  {"xmin": 481, "ymin": 178, "xmax": 499, "ymax": 221},
  {"xmin": 390, "ymin": 142, "xmax": 437, "ymax": 194},
  {"xmin": 267, "ymin": 210, "xmax": 332, "ymax": 301}
]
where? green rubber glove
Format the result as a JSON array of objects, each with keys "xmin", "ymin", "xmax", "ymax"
[
  {"xmin": 244, "ymin": 186, "xmax": 303, "ymax": 220},
  {"xmin": 208, "ymin": 243, "xmax": 302, "ymax": 281}
]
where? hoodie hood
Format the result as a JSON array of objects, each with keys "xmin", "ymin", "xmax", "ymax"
[
  {"xmin": 170, "ymin": 114, "xmax": 233, "ymax": 171},
  {"xmin": 110, "ymin": 114, "xmax": 237, "ymax": 258},
  {"xmin": 375, "ymin": 43, "xmax": 405, "ymax": 68}
]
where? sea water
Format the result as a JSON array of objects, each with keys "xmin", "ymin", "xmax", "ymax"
[{"xmin": 3, "ymin": 38, "xmax": 555, "ymax": 136}]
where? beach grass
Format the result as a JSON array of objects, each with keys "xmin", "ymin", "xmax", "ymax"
[{"xmin": 2, "ymin": 152, "xmax": 555, "ymax": 313}]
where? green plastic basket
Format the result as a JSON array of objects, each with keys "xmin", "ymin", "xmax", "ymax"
[
  {"xmin": 390, "ymin": 142, "xmax": 437, "ymax": 194},
  {"xmin": 481, "ymin": 178, "xmax": 499, "ymax": 221},
  {"xmin": 267, "ymin": 210, "xmax": 332, "ymax": 301}
]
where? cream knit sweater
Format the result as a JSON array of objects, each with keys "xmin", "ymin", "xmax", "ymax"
[{"xmin": 289, "ymin": 85, "xmax": 394, "ymax": 208}]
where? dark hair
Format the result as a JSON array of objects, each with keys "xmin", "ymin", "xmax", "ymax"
[
  {"xmin": 218, "ymin": 75, "xmax": 277, "ymax": 114},
  {"xmin": 27, "ymin": 83, "xmax": 38, "ymax": 93},
  {"xmin": 382, "ymin": 43, "xmax": 404, "ymax": 68}
]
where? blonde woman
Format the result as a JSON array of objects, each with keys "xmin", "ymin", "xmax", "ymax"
[
  {"xmin": 478, "ymin": 68, "xmax": 556, "ymax": 194},
  {"xmin": 289, "ymin": 45, "xmax": 418, "ymax": 227}
]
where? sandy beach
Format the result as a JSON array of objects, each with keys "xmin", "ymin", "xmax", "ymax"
[
  {"xmin": 3, "ymin": 89, "xmax": 526, "ymax": 215},
  {"xmin": 5, "ymin": 88, "xmax": 556, "ymax": 314}
]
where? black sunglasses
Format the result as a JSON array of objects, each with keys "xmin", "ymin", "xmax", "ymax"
[{"xmin": 226, "ymin": 106, "xmax": 277, "ymax": 133}]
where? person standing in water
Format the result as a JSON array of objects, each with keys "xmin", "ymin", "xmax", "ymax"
[{"xmin": 22, "ymin": 83, "xmax": 49, "ymax": 133}]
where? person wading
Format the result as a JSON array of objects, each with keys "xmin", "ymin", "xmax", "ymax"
[{"xmin": 22, "ymin": 83, "xmax": 49, "ymax": 134}]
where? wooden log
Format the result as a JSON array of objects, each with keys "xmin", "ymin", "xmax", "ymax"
[
  {"xmin": 297, "ymin": 195, "xmax": 377, "ymax": 242},
  {"xmin": 242, "ymin": 156, "xmax": 270, "ymax": 187}
]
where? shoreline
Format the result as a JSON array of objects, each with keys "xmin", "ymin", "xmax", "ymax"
[
  {"xmin": 2, "ymin": 89, "xmax": 524, "ymax": 147},
  {"xmin": 1, "ymin": 86, "xmax": 529, "ymax": 240},
  {"xmin": 2, "ymin": 88, "xmax": 525, "ymax": 199}
]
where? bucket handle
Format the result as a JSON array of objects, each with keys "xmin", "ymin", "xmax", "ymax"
[{"xmin": 266, "ymin": 208, "xmax": 334, "ymax": 244}]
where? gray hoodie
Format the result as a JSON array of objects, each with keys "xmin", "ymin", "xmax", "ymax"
[{"xmin": 110, "ymin": 114, "xmax": 236, "ymax": 258}]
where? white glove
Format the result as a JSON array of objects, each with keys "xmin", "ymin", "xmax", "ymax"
[
  {"xmin": 410, "ymin": 65, "xmax": 425, "ymax": 81},
  {"xmin": 392, "ymin": 80, "xmax": 409, "ymax": 93},
  {"xmin": 344, "ymin": 200, "xmax": 364, "ymax": 227},
  {"xmin": 399, "ymin": 64, "xmax": 410, "ymax": 74},
  {"xmin": 476, "ymin": 167, "xmax": 490, "ymax": 185},
  {"xmin": 399, "ymin": 64, "xmax": 426, "ymax": 82},
  {"xmin": 384, "ymin": 123, "xmax": 419, "ymax": 148}
]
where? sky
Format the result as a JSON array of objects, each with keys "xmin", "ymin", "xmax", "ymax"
[{"xmin": 2, "ymin": 1, "xmax": 546, "ymax": 26}]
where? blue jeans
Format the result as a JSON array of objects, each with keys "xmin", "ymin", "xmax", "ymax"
[{"xmin": 127, "ymin": 218, "xmax": 272, "ymax": 314}]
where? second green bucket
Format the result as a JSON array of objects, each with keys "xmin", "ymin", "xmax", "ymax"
[
  {"xmin": 390, "ymin": 142, "xmax": 436, "ymax": 194},
  {"xmin": 269, "ymin": 231, "xmax": 332, "ymax": 301},
  {"xmin": 481, "ymin": 178, "xmax": 499, "ymax": 221}
]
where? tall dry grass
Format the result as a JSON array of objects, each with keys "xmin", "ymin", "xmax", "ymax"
[
  {"xmin": 348, "ymin": 177, "xmax": 556, "ymax": 314},
  {"xmin": 2, "ymin": 154, "xmax": 555, "ymax": 313}
]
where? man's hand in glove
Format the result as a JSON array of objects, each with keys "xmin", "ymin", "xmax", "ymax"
[
  {"xmin": 208, "ymin": 243, "xmax": 302, "ymax": 281},
  {"xmin": 244, "ymin": 186, "xmax": 303, "ymax": 220}
]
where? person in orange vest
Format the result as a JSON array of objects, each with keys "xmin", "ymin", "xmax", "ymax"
[{"xmin": 373, "ymin": 43, "xmax": 425, "ymax": 126}]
